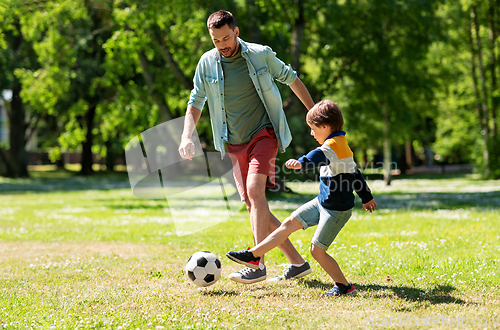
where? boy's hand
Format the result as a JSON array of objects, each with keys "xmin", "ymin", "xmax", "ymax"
[
  {"xmin": 362, "ymin": 199, "xmax": 377, "ymax": 213},
  {"xmin": 285, "ymin": 159, "xmax": 302, "ymax": 170}
]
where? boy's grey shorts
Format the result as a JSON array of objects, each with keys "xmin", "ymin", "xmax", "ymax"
[{"xmin": 291, "ymin": 197, "xmax": 352, "ymax": 250}]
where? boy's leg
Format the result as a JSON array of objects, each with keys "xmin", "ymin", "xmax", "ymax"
[
  {"xmin": 226, "ymin": 215, "xmax": 303, "ymax": 269},
  {"xmin": 310, "ymin": 244, "xmax": 348, "ymax": 285},
  {"xmin": 309, "ymin": 207, "xmax": 356, "ymax": 295},
  {"xmin": 228, "ymin": 196, "xmax": 318, "ymax": 282},
  {"xmin": 310, "ymin": 243, "xmax": 356, "ymax": 296},
  {"xmin": 250, "ymin": 215, "xmax": 304, "ymax": 257}
]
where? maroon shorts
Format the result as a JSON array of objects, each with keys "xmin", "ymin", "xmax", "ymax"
[{"xmin": 227, "ymin": 127, "xmax": 279, "ymax": 201}]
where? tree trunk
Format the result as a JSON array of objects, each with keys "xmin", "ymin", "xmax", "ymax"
[
  {"xmin": 271, "ymin": 0, "xmax": 306, "ymax": 193},
  {"xmin": 399, "ymin": 144, "xmax": 408, "ymax": 175},
  {"xmin": 80, "ymin": 104, "xmax": 96, "ymax": 175},
  {"xmin": 405, "ymin": 141, "xmax": 413, "ymax": 171},
  {"xmin": 469, "ymin": 16, "xmax": 490, "ymax": 174},
  {"xmin": 0, "ymin": 147, "xmax": 15, "ymax": 177},
  {"xmin": 472, "ymin": 6, "xmax": 490, "ymax": 139},
  {"xmin": 150, "ymin": 27, "xmax": 193, "ymax": 91},
  {"xmin": 137, "ymin": 51, "xmax": 173, "ymax": 123},
  {"xmin": 55, "ymin": 156, "xmax": 65, "ymax": 170},
  {"xmin": 7, "ymin": 81, "xmax": 29, "ymax": 178},
  {"xmin": 291, "ymin": 0, "xmax": 305, "ymax": 77},
  {"xmin": 382, "ymin": 102, "xmax": 391, "ymax": 185},
  {"xmin": 3, "ymin": 20, "xmax": 30, "ymax": 178},
  {"xmin": 105, "ymin": 139, "xmax": 115, "ymax": 172},
  {"xmin": 497, "ymin": 0, "xmax": 500, "ymax": 83},
  {"xmin": 246, "ymin": 0, "xmax": 261, "ymax": 43},
  {"xmin": 488, "ymin": 0, "xmax": 498, "ymax": 137},
  {"xmin": 283, "ymin": 0, "xmax": 306, "ymax": 113}
]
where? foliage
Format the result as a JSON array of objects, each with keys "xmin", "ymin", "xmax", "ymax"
[
  {"xmin": 313, "ymin": 0, "xmax": 441, "ymax": 147},
  {"xmin": 1, "ymin": 0, "xmax": 499, "ymax": 178},
  {"xmin": 431, "ymin": 1, "xmax": 500, "ymax": 177}
]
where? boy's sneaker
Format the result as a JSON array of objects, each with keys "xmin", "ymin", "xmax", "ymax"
[
  {"xmin": 226, "ymin": 248, "xmax": 261, "ymax": 270},
  {"xmin": 268, "ymin": 261, "xmax": 312, "ymax": 281},
  {"xmin": 229, "ymin": 266, "xmax": 266, "ymax": 284},
  {"xmin": 324, "ymin": 283, "xmax": 357, "ymax": 296}
]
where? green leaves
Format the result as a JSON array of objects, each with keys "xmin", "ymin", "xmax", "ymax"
[{"xmin": 2, "ymin": 0, "xmax": 498, "ymax": 176}]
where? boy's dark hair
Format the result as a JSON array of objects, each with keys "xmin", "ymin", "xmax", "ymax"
[
  {"xmin": 306, "ymin": 100, "xmax": 344, "ymax": 132},
  {"xmin": 207, "ymin": 10, "xmax": 236, "ymax": 30}
]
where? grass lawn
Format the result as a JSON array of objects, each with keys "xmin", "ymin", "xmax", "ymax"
[{"xmin": 0, "ymin": 169, "xmax": 499, "ymax": 329}]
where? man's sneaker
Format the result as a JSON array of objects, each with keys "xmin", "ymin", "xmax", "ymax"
[
  {"xmin": 268, "ymin": 261, "xmax": 312, "ymax": 281},
  {"xmin": 229, "ymin": 266, "xmax": 267, "ymax": 284},
  {"xmin": 324, "ymin": 283, "xmax": 357, "ymax": 296},
  {"xmin": 226, "ymin": 248, "xmax": 261, "ymax": 270}
]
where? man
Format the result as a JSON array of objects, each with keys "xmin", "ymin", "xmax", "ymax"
[{"xmin": 178, "ymin": 10, "xmax": 315, "ymax": 284}]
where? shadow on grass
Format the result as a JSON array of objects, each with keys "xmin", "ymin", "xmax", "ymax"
[
  {"xmin": 200, "ymin": 289, "xmax": 239, "ymax": 297},
  {"xmin": 2, "ymin": 171, "xmax": 499, "ymax": 211},
  {"xmin": 100, "ymin": 189, "xmax": 500, "ymax": 213},
  {"xmin": 297, "ymin": 278, "xmax": 330, "ymax": 291},
  {"xmin": 0, "ymin": 171, "xmax": 219, "ymax": 193},
  {"xmin": 268, "ymin": 190, "xmax": 500, "ymax": 211},
  {"xmin": 0, "ymin": 172, "xmax": 131, "ymax": 193},
  {"xmin": 357, "ymin": 283, "xmax": 469, "ymax": 305},
  {"xmin": 371, "ymin": 191, "xmax": 500, "ymax": 210},
  {"xmin": 93, "ymin": 198, "xmax": 247, "ymax": 216},
  {"xmin": 298, "ymin": 279, "xmax": 469, "ymax": 305}
]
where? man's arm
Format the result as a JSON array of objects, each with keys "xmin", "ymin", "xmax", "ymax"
[
  {"xmin": 178, "ymin": 105, "xmax": 202, "ymax": 160},
  {"xmin": 289, "ymin": 77, "xmax": 315, "ymax": 111},
  {"xmin": 262, "ymin": 47, "xmax": 314, "ymax": 110}
]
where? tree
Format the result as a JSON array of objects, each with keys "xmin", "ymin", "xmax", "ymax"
[
  {"xmin": 0, "ymin": 0, "xmax": 40, "ymax": 178},
  {"xmin": 301, "ymin": 0, "xmax": 442, "ymax": 184},
  {"xmin": 432, "ymin": 0, "xmax": 500, "ymax": 178},
  {"xmin": 17, "ymin": 0, "xmax": 117, "ymax": 175}
]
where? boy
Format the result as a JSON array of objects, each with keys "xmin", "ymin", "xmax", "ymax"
[{"xmin": 226, "ymin": 100, "xmax": 377, "ymax": 296}]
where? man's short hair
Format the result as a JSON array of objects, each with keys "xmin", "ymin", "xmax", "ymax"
[
  {"xmin": 207, "ymin": 10, "xmax": 236, "ymax": 30},
  {"xmin": 306, "ymin": 100, "xmax": 344, "ymax": 132}
]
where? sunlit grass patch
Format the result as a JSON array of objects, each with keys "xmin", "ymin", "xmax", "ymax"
[{"xmin": 0, "ymin": 172, "xmax": 499, "ymax": 328}]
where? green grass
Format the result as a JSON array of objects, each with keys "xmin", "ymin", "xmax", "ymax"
[{"xmin": 1, "ymin": 170, "xmax": 499, "ymax": 329}]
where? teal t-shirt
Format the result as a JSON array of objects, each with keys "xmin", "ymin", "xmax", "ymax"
[{"xmin": 221, "ymin": 49, "xmax": 271, "ymax": 145}]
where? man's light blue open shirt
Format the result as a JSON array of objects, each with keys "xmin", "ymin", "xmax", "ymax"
[{"xmin": 188, "ymin": 38, "xmax": 297, "ymax": 158}]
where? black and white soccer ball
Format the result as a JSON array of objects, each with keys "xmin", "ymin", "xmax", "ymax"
[{"xmin": 185, "ymin": 251, "xmax": 222, "ymax": 287}]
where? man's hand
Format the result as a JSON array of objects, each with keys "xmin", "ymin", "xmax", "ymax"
[
  {"xmin": 178, "ymin": 106, "xmax": 202, "ymax": 161},
  {"xmin": 178, "ymin": 137, "xmax": 195, "ymax": 161},
  {"xmin": 362, "ymin": 199, "xmax": 377, "ymax": 213},
  {"xmin": 285, "ymin": 159, "xmax": 302, "ymax": 170}
]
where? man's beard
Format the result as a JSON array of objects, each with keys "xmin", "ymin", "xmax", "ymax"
[{"xmin": 220, "ymin": 37, "xmax": 239, "ymax": 57}]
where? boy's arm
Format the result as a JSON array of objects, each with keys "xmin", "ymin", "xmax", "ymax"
[
  {"xmin": 285, "ymin": 159, "xmax": 302, "ymax": 170},
  {"xmin": 297, "ymin": 148, "xmax": 330, "ymax": 171},
  {"xmin": 362, "ymin": 199, "xmax": 377, "ymax": 213},
  {"xmin": 353, "ymin": 169, "xmax": 376, "ymax": 211}
]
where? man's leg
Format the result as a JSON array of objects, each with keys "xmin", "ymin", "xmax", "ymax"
[{"xmin": 246, "ymin": 173, "xmax": 305, "ymax": 265}]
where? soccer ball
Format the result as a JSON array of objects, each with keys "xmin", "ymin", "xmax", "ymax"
[{"xmin": 185, "ymin": 251, "xmax": 222, "ymax": 287}]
